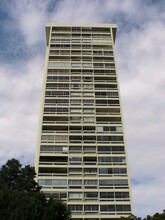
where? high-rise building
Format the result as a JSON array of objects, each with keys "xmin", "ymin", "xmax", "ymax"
[{"xmin": 35, "ymin": 23, "xmax": 133, "ymax": 219}]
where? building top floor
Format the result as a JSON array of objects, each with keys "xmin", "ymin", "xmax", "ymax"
[{"xmin": 45, "ymin": 23, "xmax": 117, "ymax": 46}]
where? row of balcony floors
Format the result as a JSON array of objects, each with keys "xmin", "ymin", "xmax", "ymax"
[
  {"xmin": 38, "ymin": 166, "xmax": 128, "ymax": 177},
  {"xmin": 49, "ymin": 40, "xmax": 113, "ymax": 46},
  {"xmin": 44, "ymin": 84, "xmax": 118, "ymax": 90},
  {"xmin": 41, "ymin": 124, "xmax": 123, "ymax": 131},
  {"xmin": 46, "ymin": 76, "xmax": 117, "ymax": 83},
  {"xmin": 48, "ymin": 49, "xmax": 114, "ymax": 57},
  {"xmin": 39, "ymin": 144, "xmax": 125, "ymax": 156},
  {"xmin": 44, "ymin": 100, "xmax": 120, "ymax": 105},
  {"xmin": 38, "ymin": 156, "xmax": 127, "ymax": 168},
  {"xmin": 41, "ymin": 113, "xmax": 122, "ymax": 121},
  {"xmin": 42, "ymin": 193, "xmax": 131, "ymax": 211},
  {"xmin": 47, "ymin": 68, "xmax": 116, "ymax": 75},
  {"xmin": 48, "ymin": 63, "xmax": 115, "ymax": 69},
  {"xmin": 41, "ymin": 190, "xmax": 132, "ymax": 219},
  {"xmin": 50, "ymin": 34, "xmax": 112, "ymax": 39},
  {"xmin": 37, "ymin": 175, "xmax": 129, "ymax": 187},
  {"xmin": 51, "ymin": 25, "xmax": 112, "ymax": 32},
  {"xmin": 42, "ymin": 114, "xmax": 121, "ymax": 120},
  {"xmin": 41, "ymin": 135, "xmax": 124, "ymax": 145},
  {"xmin": 48, "ymin": 56, "xmax": 114, "ymax": 62},
  {"xmin": 50, "ymin": 41, "xmax": 113, "ymax": 47},
  {"xmin": 43, "ymin": 102, "xmax": 120, "ymax": 108},
  {"xmin": 49, "ymin": 43, "xmax": 112, "ymax": 48},
  {"xmin": 44, "ymin": 97, "xmax": 120, "ymax": 102}
]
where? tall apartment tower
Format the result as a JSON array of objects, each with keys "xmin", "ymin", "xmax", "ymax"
[{"xmin": 35, "ymin": 23, "xmax": 133, "ymax": 220}]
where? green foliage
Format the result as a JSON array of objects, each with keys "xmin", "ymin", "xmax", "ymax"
[
  {"xmin": 0, "ymin": 158, "xmax": 71, "ymax": 220},
  {"xmin": 0, "ymin": 158, "xmax": 40, "ymax": 192},
  {"xmin": 143, "ymin": 210, "xmax": 165, "ymax": 220},
  {"xmin": 120, "ymin": 210, "xmax": 165, "ymax": 220},
  {"xmin": 120, "ymin": 214, "xmax": 141, "ymax": 220}
]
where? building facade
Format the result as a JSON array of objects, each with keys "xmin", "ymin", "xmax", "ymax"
[{"xmin": 35, "ymin": 23, "xmax": 133, "ymax": 220}]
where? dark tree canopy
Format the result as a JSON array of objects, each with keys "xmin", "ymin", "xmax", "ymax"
[
  {"xmin": 120, "ymin": 210, "xmax": 165, "ymax": 220},
  {"xmin": 0, "ymin": 158, "xmax": 71, "ymax": 220},
  {"xmin": 0, "ymin": 158, "xmax": 41, "ymax": 192}
]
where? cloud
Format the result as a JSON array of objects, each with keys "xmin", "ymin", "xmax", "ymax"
[
  {"xmin": 0, "ymin": 0, "xmax": 165, "ymax": 217},
  {"xmin": 0, "ymin": 56, "xmax": 44, "ymax": 165}
]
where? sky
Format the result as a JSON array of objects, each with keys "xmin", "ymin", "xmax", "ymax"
[{"xmin": 0, "ymin": 0, "xmax": 165, "ymax": 217}]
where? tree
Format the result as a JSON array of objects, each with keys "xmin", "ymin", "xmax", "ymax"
[
  {"xmin": 120, "ymin": 210, "xmax": 165, "ymax": 220},
  {"xmin": 0, "ymin": 158, "xmax": 40, "ymax": 192},
  {"xmin": 144, "ymin": 210, "xmax": 165, "ymax": 220},
  {"xmin": 0, "ymin": 158, "xmax": 71, "ymax": 220},
  {"xmin": 120, "ymin": 214, "xmax": 141, "ymax": 220}
]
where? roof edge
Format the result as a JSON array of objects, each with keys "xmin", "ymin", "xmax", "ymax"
[{"xmin": 45, "ymin": 23, "xmax": 117, "ymax": 46}]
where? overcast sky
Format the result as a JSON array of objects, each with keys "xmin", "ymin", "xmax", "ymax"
[{"xmin": 0, "ymin": 0, "xmax": 165, "ymax": 217}]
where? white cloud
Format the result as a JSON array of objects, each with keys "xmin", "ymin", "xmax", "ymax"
[
  {"xmin": 0, "ymin": 56, "xmax": 44, "ymax": 165},
  {"xmin": 0, "ymin": 0, "xmax": 165, "ymax": 217}
]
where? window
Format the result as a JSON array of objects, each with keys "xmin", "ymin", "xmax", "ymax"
[
  {"xmin": 71, "ymin": 63, "xmax": 81, "ymax": 68},
  {"xmin": 41, "ymin": 135, "xmax": 68, "ymax": 143},
  {"xmin": 68, "ymin": 192, "xmax": 82, "ymax": 198},
  {"xmin": 114, "ymin": 179, "xmax": 128, "ymax": 186},
  {"xmin": 39, "ymin": 167, "xmax": 67, "ymax": 174},
  {"xmin": 99, "ymin": 168, "xmax": 112, "ymax": 175},
  {"xmin": 84, "ymin": 168, "xmax": 97, "ymax": 174},
  {"xmin": 52, "ymin": 179, "xmax": 67, "ymax": 186},
  {"xmin": 115, "ymin": 192, "xmax": 129, "ymax": 198},
  {"xmin": 72, "ymin": 39, "xmax": 81, "ymax": 43},
  {"xmin": 70, "ymin": 116, "xmax": 81, "ymax": 122},
  {"xmin": 84, "ymin": 180, "xmax": 97, "ymax": 185},
  {"xmin": 85, "ymin": 192, "xmax": 98, "ymax": 198},
  {"xmin": 100, "ymin": 205, "xmax": 115, "ymax": 212},
  {"xmin": 69, "ymin": 157, "xmax": 82, "ymax": 162},
  {"xmin": 98, "ymin": 157, "xmax": 112, "ymax": 163},
  {"xmin": 82, "ymin": 63, "xmax": 92, "ymax": 68},
  {"xmin": 98, "ymin": 146, "xmax": 125, "ymax": 154},
  {"xmin": 70, "ymin": 108, "xmax": 82, "ymax": 113},
  {"xmin": 83, "ymin": 100, "xmax": 94, "ymax": 105},
  {"xmin": 100, "ymin": 205, "xmax": 131, "ymax": 212},
  {"xmin": 71, "ymin": 76, "xmax": 81, "ymax": 81},
  {"xmin": 69, "ymin": 180, "xmax": 82, "ymax": 185},
  {"xmin": 84, "ymin": 146, "xmax": 96, "ymax": 152},
  {"xmin": 48, "ymin": 62, "xmax": 70, "ymax": 68},
  {"xmin": 100, "ymin": 192, "xmax": 114, "ymax": 198},
  {"xmin": 83, "ymin": 84, "xmax": 93, "ymax": 89},
  {"xmin": 40, "ymin": 145, "xmax": 68, "ymax": 152},
  {"xmin": 97, "ymin": 136, "xmax": 123, "ymax": 142},
  {"xmin": 83, "ymin": 108, "xmax": 94, "ymax": 114},
  {"xmin": 99, "ymin": 179, "xmax": 113, "ymax": 186},
  {"xmin": 116, "ymin": 126, "xmax": 123, "ymax": 132},
  {"xmin": 96, "ymin": 126, "xmax": 123, "ymax": 133},
  {"xmin": 83, "ymin": 117, "xmax": 95, "ymax": 122},
  {"xmin": 69, "ymin": 205, "xmax": 82, "ymax": 211},
  {"xmin": 99, "ymin": 168, "xmax": 127, "ymax": 175},
  {"xmin": 69, "ymin": 168, "xmax": 82, "ymax": 174},
  {"xmin": 70, "ymin": 99, "xmax": 81, "ymax": 105},
  {"xmin": 72, "ymin": 27, "xmax": 81, "ymax": 32},
  {"xmin": 69, "ymin": 146, "xmax": 82, "ymax": 151},
  {"xmin": 45, "ymin": 99, "xmax": 69, "ymax": 105},
  {"xmin": 83, "ymin": 77, "xmax": 93, "ymax": 82},
  {"xmin": 97, "ymin": 126, "xmax": 103, "ymax": 132},
  {"xmin": 98, "ymin": 156, "xmax": 126, "ymax": 164},
  {"xmin": 44, "ymin": 107, "xmax": 68, "ymax": 114},
  {"xmin": 45, "ymin": 91, "xmax": 69, "ymax": 97},
  {"xmin": 55, "ymin": 135, "xmax": 68, "ymax": 142},
  {"xmin": 83, "ymin": 92, "xmax": 94, "ymax": 97},
  {"xmin": 99, "ymin": 179, "xmax": 129, "ymax": 187},
  {"xmin": 84, "ymin": 205, "xmax": 98, "ymax": 211},
  {"xmin": 70, "ymin": 92, "xmax": 81, "ymax": 97},
  {"xmin": 71, "ymin": 84, "xmax": 81, "ymax": 89}
]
